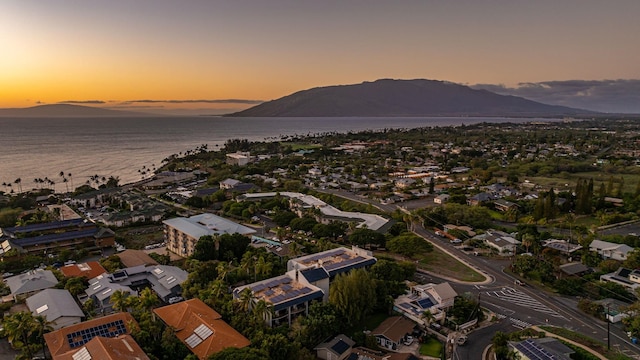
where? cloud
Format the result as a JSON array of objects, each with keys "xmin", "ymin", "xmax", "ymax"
[
  {"xmin": 125, "ymin": 99, "xmax": 263, "ymax": 105},
  {"xmin": 472, "ymin": 79, "xmax": 640, "ymax": 114},
  {"xmin": 57, "ymin": 100, "xmax": 106, "ymax": 104}
]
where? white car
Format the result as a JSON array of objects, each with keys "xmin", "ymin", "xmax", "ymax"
[
  {"xmin": 403, "ymin": 335, "xmax": 414, "ymax": 345},
  {"xmin": 168, "ymin": 296, "xmax": 184, "ymax": 304}
]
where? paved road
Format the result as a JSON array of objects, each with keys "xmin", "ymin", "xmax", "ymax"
[{"xmin": 412, "ymin": 224, "xmax": 640, "ymax": 358}]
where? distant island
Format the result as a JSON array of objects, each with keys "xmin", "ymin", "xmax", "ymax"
[
  {"xmin": 230, "ymin": 78, "xmax": 594, "ymax": 117},
  {"xmin": 0, "ymin": 104, "xmax": 153, "ymax": 117}
]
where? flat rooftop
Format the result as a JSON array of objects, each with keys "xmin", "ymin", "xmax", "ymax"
[
  {"xmin": 240, "ymin": 275, "xmax": 323, "ymax": 311},
  {"xmin": 290, "ymin": 247, "xmax": 376, "ymax": 277}
]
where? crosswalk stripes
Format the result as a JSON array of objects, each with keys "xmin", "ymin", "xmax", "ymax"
[
  {"xmin": 509, "ymin": 317, "xmax": 532, "ymax": 329},
  {"xmin": 484, "ymin": 287, "xmax": 563, "ymax": 318}
]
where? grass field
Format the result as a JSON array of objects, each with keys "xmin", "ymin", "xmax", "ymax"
[
  {"xmin": 419, "ymin": 338, "xmax": 443, "ymax": 357},
  {"xmin": 418, "ymin": 246, "xmax": 486, "ymax": 282},
  {"xmin": 528, "ymin": 171, "xmax": 640, "ymax": 195}
]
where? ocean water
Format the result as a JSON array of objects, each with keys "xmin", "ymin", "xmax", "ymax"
[{"xmin": 0, "ymin": 116, "xmax": 549, "ymax": 191}]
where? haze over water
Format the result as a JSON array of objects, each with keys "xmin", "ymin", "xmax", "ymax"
[{"xmin": 0, "ymin": 116, "xmax": 551, "ymax": 191}]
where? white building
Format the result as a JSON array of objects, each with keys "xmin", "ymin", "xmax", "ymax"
[{"xmin": 589, "ymin": 240, "xmax": 633, "ymax": 261}]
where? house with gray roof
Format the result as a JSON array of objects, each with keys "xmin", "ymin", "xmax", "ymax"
[
  {"xmin": 480, "ymin": 230, "xmax": 520, "ymax": 256},
  {"xmin": 5, "ymin": 269, "xmax": 59, "ymax": 301},
  {"xmin": 26, "ymin": 288, "xmax": 84, "ymax": 329},
  {"xmin": 315, "ymin": 334, "xmax": 355, "ymax": 360},
  {"xmin": 163, "ymin": 213, "xmax": 256, "ymax": 257},
  {"xmin": 589, "ymin": 240, "xmax": 633, "ymax": 261},
  {"xmin": 86, "ymin": 264, "xmax": 188, "ymax": 314}
]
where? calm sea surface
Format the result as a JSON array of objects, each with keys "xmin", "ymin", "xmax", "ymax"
[{"xmin": 0, "ymin": 116, "xmax": 552, "ymax": 191}]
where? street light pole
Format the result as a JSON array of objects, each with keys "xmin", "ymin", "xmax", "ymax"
[{"xmin": 606, "ymin": 304, "xmax": 611, "ymax": 350}]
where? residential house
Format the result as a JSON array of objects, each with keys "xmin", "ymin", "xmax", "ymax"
[
  {"xmin": 60, "ymin": 261, "xmax": 107, "ymax": 280},
  {"xmin": 494, "ymin": 199, "xmax": 518, "ymax": 212},
  {"xmin": 154, "ymin": 298, "xmax": 250, "ymax": 360},
  {"xmin": 26, "ymin": 289, "xmax": 84, "ymax": 330},
  {"xmin": 394, "ymin": 178, "xmax": 416, "ymax": 189},
  {"xmin": 5, "ymin": 269, "xmax": 59, "ymax": 301},
  {"xmin": 510, "ymin": 338, "xmax": 574, "ymax": 360},
  {"xmin": 558, "ymin": 262, "xmax": 591, "ymax": 277},
  {"xmin": 481, "ymin": 230, "xmax": 520, "ymax": 256},
  {"xmin": 589, "ymin": 240, "xmax": 633, "ymax": 261},
  {"xmin": 348, "ymin": 347, "xmax": 420, "ymax": 360},
  {"xmin": 600, "ymin": 267, "xmax": 640, "ymax": 292},
  {"xmin": 116, "ymin": 249, "xmax": 159, "ymax": 268},
  {"xmin": 372, "ymin": 316, "xmax": 416, "ymax": 351},
  {"xmin": 467, "ymin": 192, "xmax": 496, "ymax": 206},
  {"xmin": 225, "ymin": 152, "xmax": 252, "ymax": 166},
  {"xmin": 595, "ymin": 298, "xmax": 630, "ymax": 323},
  {"xmin": 393, "ymin": 282, "xmax": 457, "ymax": 325},
  {"xmin": 86, "ymin": 264, "xmax": 188, "ymax": 313},
  {"xmin": 315, "ymin": 334, "xmax": 355, "ymax": 360},
  {"xmin": 163, "ymin": 213, "xmax": 256, "ymax": 257},
  {"xmin": 542, "ymin": 240, "xmax": 582, "ymax": 256},
  {"xmin": 219, "ymin": 178, "xmax": 242, "ymax": 190},
  {"xmin": 433, "ymin": 194, "xmax": 450, "ymax": 204},
  {"xmin": 44, "ymin": 312, "xmax": 147, "ymax": 360}
]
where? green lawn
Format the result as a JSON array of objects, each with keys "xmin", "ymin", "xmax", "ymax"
[
  {"xmin": 343, "ymin": 312, "xmax": 390, "ymax": 339},
  {"xmin": 418, "ymin": 246, "xmax": 486, "ymax": 282},
  {"xmin": 419, "ymin": 338, "xmax": 443, "ymax": 357}
]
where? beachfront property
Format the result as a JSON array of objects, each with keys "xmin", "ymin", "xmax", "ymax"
[
  {"xmin": 26, "ymin": 288, "xmax": 84, "ymax": 330},
  {"xmin": 154, "ymin": 298, "xmax": 250, "ymax": 360},
  {"xmin": 233, "ymin": 246, "xmax": 376, "ymax": 326},
  {"xmin": 393, "ymin": 282, "xmax": 457, "ymax": 325},
  {"xmin": 0, "ymin": 218, "xmax": 115, "ymax": 256},
  {"xmin": 85, "ymin": 264, "xmax": 188, "ymax": 313},
  {"xmin": 238, "ymin": 192, "xmax": 391, "ymax": 231},
  {"xmin": 44, "ymin": 312, "xmax": 148, "ymax": 360},
  {"xmin": 163, "ymin": 213, "xmax": 256, "ymax": 257}
]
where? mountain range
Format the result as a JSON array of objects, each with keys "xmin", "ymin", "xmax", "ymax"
[
  {"xmin": 230, "ymin": 79, "xmax": 593, "ymax": 117},
  {"xmin": 1, "ymin": 79, "xmax": 597, "ymax": 118}
]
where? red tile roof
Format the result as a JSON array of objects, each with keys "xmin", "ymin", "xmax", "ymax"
[
  {"xmin": 59, "ymin": 261, "xmax": 107, "ymax": 279},
  {"xmin": 53, "ymin": 335, "xmax": 149, "ymax": 360},
  {"xmin": 153, "ymin": 298, "xmax": 250, "ymax": 360},
  {"xmin": 44, "ymin": 312, "xmax": 137, "ymax": 359}
]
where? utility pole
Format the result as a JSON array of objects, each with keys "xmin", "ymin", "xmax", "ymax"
[{"xmin": 606, "ymin": 304, "xmax": 611, "ymax": 350}]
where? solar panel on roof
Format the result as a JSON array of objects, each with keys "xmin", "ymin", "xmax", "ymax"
[
  {"xmin": 193, "ymin": 324, "xmax": 213, "ymax": 340},
  {"xmin": 281, "ymin": 284, "xmax": 292, "ymax": 291},
  {"xmin": 281, "ymin": 277, "xmax": 292, "ymax": 284},
  {"xmin": 66, "ymin": 319, "xmax": 127, "ymax": 348},
  {"xmin": 251, "ymin": 284, "xmax": 266, "ymax": 292},
  {"xmin": 264, "ymin": 289, "xmax": 275, "ymax": 296},
  {"xmin": 185, "ymin": 334, "xmax": 203, "ymax": 348},
  {"xmin": 330, "ymin": 339, "xmax": 351, "ymax": 355},
  {"xmin": 300, "ymin": 287, "xmax": 311, "ymax": 294},
  {"xmin": 417, "ymin": 298, "xmax": 435, "ymax": 308}
]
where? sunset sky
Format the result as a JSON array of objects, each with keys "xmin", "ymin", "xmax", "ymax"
[{"xmin": 2, "ymin": 0, "xmax": 639, "ymax": 114}]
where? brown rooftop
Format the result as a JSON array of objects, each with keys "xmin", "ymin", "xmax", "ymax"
[
  {"xmin": 60, "ymin": 261, "xmax": 107, "ymax": 279},
  {"xmin": 372, "ymin": 316, "xmax": 415, "ymax": 343},
  {"xmin": 53, "ymin": 335, "xmax": 149, "ymax": 360},
  {"xmin": 117, "ymin": 249, "xmax": 159, "ymax": 268},
  {"xmin": 153, "ymin": 298, "xmax": 250, "ymax": 360},
  {"xmin": 44, "ymin": 312, "xmax": 137, "ymax": 359}
]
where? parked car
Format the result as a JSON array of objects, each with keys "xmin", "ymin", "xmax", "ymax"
[
  {"xmin": 403, "ymin": 335, "xmax": 414, "ymax": 346},
  {"xmin": 168, "ymin": 296, "xmax": 184, "ymax": 304}
]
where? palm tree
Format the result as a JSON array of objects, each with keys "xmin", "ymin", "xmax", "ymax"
[
  {"xmin": 216, "ymin": 262, "xmax": 230, "ymax": 282},
  {"xmin": 34, "ymin": 315, "xmax": 53, "ymax": 360},
  {"xmin": 110, "ymin": 289, "xmax": 129, "ymax": 312},
  {"xmin": 3, "ymin": 311, "xmax": 36, "ymax": 359},
  {"xmin": 255, "ymin": 256, "xmax": 273, "ymax": 280},
  {"xmin": 14, "ymin": 178, "xmax": 22, "ymax": 193},
  {"xmin": 237, "ymin": 288, "xmax": 254, "ymax": 312},
  {"xmin": 252, "ymin": 299, "xmax": 273, "ymax": 322},
  {"xmin": 421, "ymin": 309, "xmax": 435, "ymax": 328}
]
